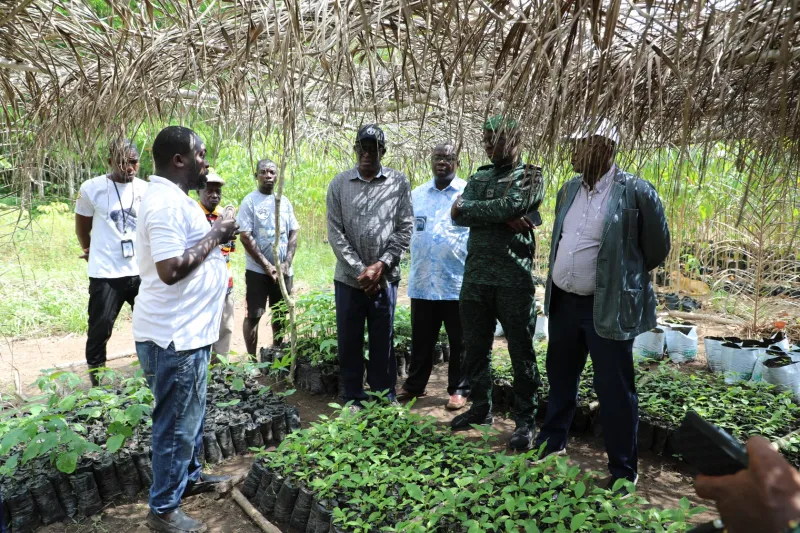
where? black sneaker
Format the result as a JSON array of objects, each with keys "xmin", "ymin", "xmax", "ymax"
[
  {"xmin": 146, "ymin": 509, "xmax": 207, "ymax": 533},
  {"xmin": 450, "ymin": 408, "xmax": 493, "ymax": 431},
  {"xmin": 508, "ymin": 425, "xmax": 535, "ymax": 451}
]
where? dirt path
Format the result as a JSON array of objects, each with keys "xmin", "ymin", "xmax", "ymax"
[{"xmin": 0, "ymin": 301, "xmax": 257, "ymax": 395}]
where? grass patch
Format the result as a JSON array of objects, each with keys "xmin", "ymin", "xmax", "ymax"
[{"xmin": 0, "ymin": 209, "xmax": 336, "ymax": 339}]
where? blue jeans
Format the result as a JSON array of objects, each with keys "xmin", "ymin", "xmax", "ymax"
[
  {"xmin": 136, "ymin": 341, "xmax": 210, "ymax": 515},
  {"xmin": 334, "ymin": 281, "xmax": 398, "ymax": 404},
  {"xmin": 535, "ymin": 286, "xmax": 638, "ymax": 481}
]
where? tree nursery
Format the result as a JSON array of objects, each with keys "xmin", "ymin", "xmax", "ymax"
[{"xmin": 2, "ymin": 1, "xmax": 800, "ymax": 533}]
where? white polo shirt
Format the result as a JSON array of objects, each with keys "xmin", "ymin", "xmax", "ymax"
[{"xmin": 132, "ymin": 175, "xmax": 227, "ymax": 351}]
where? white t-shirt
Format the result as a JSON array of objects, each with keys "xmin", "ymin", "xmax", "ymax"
[
  {"xmin": 236, "ymin": 191, "xmax": 300, "ymax": 276},
  {"xmin": 74, "ymin": 175, "xmax": 148, "ymax": 278},
  {"xmin": 132, "ymin": 176, "xmax": 227, "ymax": 351}
]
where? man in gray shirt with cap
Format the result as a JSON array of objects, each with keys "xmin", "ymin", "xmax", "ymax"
[
  {"xmin": 326, "ymin": 124, "xmax": 413, "ymax": 408},
  {"xmin": 535, "ymin": 118, "xmax": 670, "ymax": 491}
]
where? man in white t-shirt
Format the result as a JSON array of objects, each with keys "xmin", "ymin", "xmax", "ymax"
[
  {"xmin": 74, "ymin": 139, "xmax": 148, "ymax": 386},
  {"xmin": 133, "ymin": 126, "xmax": 238, "ymax": 533},
  {"xmin": 236, "ymin": 158, "xmax": 300, "ymax": 357}
]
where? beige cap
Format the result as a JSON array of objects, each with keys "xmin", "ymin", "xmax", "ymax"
[{"xmin": 205, "ymin": 172, "xmax": 225, "ymax": 185}]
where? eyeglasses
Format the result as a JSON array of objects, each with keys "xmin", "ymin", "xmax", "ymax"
[
  {"xmin": 355, "ymin": 143, "xmax": 381, "ymax": 155},
  {"xmin": 431, "ymin": 155, "xmax": 457, "ymax": 163}
]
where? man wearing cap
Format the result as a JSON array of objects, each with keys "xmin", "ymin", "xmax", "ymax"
[
  {"xmin": 326, "ymin": 124, "xmax": 413, "ymax": 407},
  {"xmin": 75, "ymin": 139, "xmax": 148, "ymax": 387},
  {"xmin": 535, "ymin": 118, "xmax": 670, "ymax": 490},
  {"xmin": 198, "ymin": 171, "xmax": 236, "ymax": 361},
  {"xmin": 449, "ymin": 116, "xmax": 545, "ymax": 452},
  {"xmin": 237, "ymin": 159, "xmax": 300, "ymax": 358}
]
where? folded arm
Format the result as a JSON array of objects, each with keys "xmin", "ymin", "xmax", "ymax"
[{"xmin": 452, "ymin": 167, "xmax": 540, "ymax": 226}]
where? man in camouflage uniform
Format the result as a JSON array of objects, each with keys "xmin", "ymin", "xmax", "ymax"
[{"xmin": 449, "ymin": 116, "xmax": 545, "ymax": 451}]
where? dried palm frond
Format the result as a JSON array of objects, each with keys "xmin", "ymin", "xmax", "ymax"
[{"xmin": 0, "ymin": 0, "xmax": 797, "ymax": 172}]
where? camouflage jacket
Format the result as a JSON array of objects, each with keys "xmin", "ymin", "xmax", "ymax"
[{"xmin": 452, "ymin": 161, "xmax": 544, "ymax": 287}]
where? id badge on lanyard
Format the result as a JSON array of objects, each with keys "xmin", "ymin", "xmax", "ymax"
[
  {"xmin": 111, "ymin": 179, "xmax": 135, "ymax": 258},
  {"xmin": 121, "ymin": 237, "xmax": 134, "ymax": 258}
]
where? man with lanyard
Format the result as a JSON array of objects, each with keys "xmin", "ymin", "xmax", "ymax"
[
  {"xmin": 134, "ymin": 126, "xmax": 237, "ymax": 533},
  {"xmin": 237, "ymin": 158, "xmax": 300, "ymax": 357},
  {"xmin": 326, "ymin": 124, "xmax": 413, "ymax": 408},
  {"xmin": 535, "ymin": 119, "xmax": 670, "ymax": 491},
  {"xmin": 398, "ymin": 141, "xmax": 470, "ymax": 410},
  {"xmin": 198, "ymin": 171, "xmax": 236, "ymax": 361},
  {"xmin": 450, "ymin": 116, "xmax": 545, "ymax": 452},
  {"xmin": 75, "ymin": 139, "xmax": 147, "ymax": 386}
]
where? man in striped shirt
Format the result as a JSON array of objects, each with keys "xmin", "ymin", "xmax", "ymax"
[{"xmin": 326, "ymin": 124, "xmax": 414, "ymax": 408}]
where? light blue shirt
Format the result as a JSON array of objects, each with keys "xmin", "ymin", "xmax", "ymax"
[
  {"xmin": 236, "ymin": 191, "xmax": 300, "ymax": 276},
  {"xmin": 408, "ymin": 176, "xmax": 469, "ymax": 300}
]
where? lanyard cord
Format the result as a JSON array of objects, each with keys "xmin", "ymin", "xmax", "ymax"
[{"xmin": 110, "ymin": 177, "xmax": 135, "ymax": 233}]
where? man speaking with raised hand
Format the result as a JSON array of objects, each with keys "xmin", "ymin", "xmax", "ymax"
[{"xmin": 134, "ymin": 126, "xmax": 238, "ymax": 533}]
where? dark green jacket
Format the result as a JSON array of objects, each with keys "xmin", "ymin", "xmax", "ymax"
[
  {"xmin": 544, "ymin": 167, "xmax": 670, "ymax": 340},
  {"xmin": 453, "ymin": 162, "xmax": 544, "ymax": 287}
]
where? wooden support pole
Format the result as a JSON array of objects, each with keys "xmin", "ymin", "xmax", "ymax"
[
  {"xmin": 49, "ymin": 350, "xmax": 137, "ymax": 370},
  {"xmin": 231, "ymin": 488, "xmax": 283, "ymax": 533},
  {"xmin": 664, "ymin": 310, "xmax": 744, "ymax": 326}
]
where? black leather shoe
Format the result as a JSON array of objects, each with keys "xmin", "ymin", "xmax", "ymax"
[
  {"xmin": 146, "ymin": 509, "xmax": 207, "ymax": 533},
  {"xmin": 450, "ymin": 408, "xmax": 493, "ymax": 431},
  {"xmin": 182, "ymin": 472, "xmax": 232, "ymax": 498},
  {"xmin": 508, "ymin": 425, "xmax": 536, "ymax": 451}
]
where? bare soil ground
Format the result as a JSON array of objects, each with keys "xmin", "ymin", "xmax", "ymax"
[{"xmin": 2, "ymin": 292, "xmax": 723, "ymax": 532}]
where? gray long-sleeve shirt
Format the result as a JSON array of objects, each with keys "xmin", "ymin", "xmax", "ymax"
[{"xmin": 326, "ymin": 166, "xmax": 414, "ymax": 288}]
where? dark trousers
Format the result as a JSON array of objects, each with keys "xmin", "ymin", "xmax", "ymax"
[
  {"xmin": 536, "ymin": 285, "xmax": 638, "ymax": 481},
  {"xmin": 335, "ymin": 281, "xmax": 398, "ymax": 404},
  {"xmin": 403, "ymin": 299, "xmax": 469, "ymax": 397},
  {"xmin": 86, "ymin": 276, "xmax": 140, "ymax": 366},
  {"xmin": 460, "ymin": 282, "xmax": 540, "ymax": 427}
]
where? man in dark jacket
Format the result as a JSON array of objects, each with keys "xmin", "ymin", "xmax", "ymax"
[{"xmin": 535, "ymin": 118, "xmax": 670, "ymax": 489}]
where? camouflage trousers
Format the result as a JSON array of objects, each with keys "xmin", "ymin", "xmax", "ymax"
[{"xmin": 460, "ymin": 282, "xmax": 540, "ymax": 427}]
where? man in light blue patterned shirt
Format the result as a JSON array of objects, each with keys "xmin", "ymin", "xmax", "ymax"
[{"xmin": 398, "ymin": 142, "xmax": 470, "ymax": 410}]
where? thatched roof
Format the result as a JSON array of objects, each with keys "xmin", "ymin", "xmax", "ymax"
[{"xmin": 1, "ymin": 0, "xmax": 799, "ymax": 167}]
